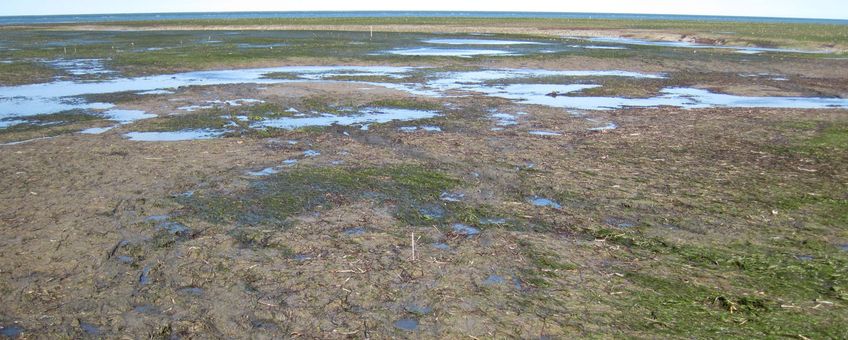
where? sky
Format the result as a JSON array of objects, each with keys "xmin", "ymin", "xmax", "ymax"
[{"xmin": 1, "ymin": 0, "xmax": 846, "ymax": 20}]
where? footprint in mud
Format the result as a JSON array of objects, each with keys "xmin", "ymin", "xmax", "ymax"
[
  {"xmin": 394, "ymin": 318, "xmax": 419, "ymax": 331},
  {"xmin": 79, "ymin": 322, "xmax": 100, "ymax": 336},
  {"xmin": 432, "ymin": 242, "xmax": 451, "ymax": 250},
  {"xmin": 138, "ymin": 266, "xmax": 152, "ymax": 286},
  {"xmin": 342, "ymin": 227, "xmax": 366, "ymax": 236},
  {"xmin": 399, "ymin": 125, "xmax": 442, "ymax": 133},
  {"xmin": 177, "ymin": 287, "xmax": 204, "ymax": 296},
  {"xmin": 603, "ymin": 217, "xmax": 636, "ymax": 228},
  {"xmin": 131, "ymin": 304, "xmax": 159, "ymax": 315},
  {"xmin": 418, "ymin": 205, "xmax": 446, "ymax": 220},
  {"xmin": 482, "ymin": 274, "xmax": 505, "ymax": 286},
  {"xmin": 146, "ymin": 215, "xmax": 193, "ymax": 237},
  {"xmin": 795, "ymin": 255, "xmax": 814, "ymax": 261},
  {"xmin": 0, "ymin": 325, "xmax": 23, "ymax": 338},
  {"xmin": 589, "ymin": 122, "xmax": 618, "ymax": 131},
  {"xmin": 512, "ymin": 276, "xmax": 523, "ymax": 290},
  {"xmin": 439, "ymin": 191, "xmax": 465, "ymax": 202},
  {"xmin": 157, "ymin": 221, "xmax": 191, "ymax": 236},
  {"xmin": 144, "ymin": 215, "xmax": 169, "ymax": 223},
  {"xmin": 517, "ymin": 162, "xmax": 536, "ymax": 171},
  {"xmin": 293, "ymin": 254, "xmax": 312, "ymax": 261},
  {"xmin": 479, "ymin": 217, "xmax": 508, "ymax": 225},
  {"xmin": 171, "ymin": 191, "xmax": 194, "ymax": 198},
  {"xmin": 246, "ymin": 167, "xmax": 281, "ymax": 177},
  {"xmin": 451, "ymin": 223, "xmax": 480, "ymax": 236},
  {"xmin": 115, "ymin": 255, "xmax": 134, "ymax": 265},
  {"xmin": 528, "ymin": 196, "xmax": 562, "ymax": 209},
  {"xmin": 251, "ymin": 319, "xmax": 281, "ymax": 332},
  {"xmin": 405, "ymin": 303, "xmax": 433, "ymax": 315}
]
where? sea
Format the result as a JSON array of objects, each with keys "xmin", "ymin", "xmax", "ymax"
[{"xmin": 0, "ymin": 11, "xmax": 846, "ymax": 26}]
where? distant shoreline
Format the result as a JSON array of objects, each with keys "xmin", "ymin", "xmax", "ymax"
[{"xmin": 1, "ymin": 11, "xmax": 847, "ymax": 26}]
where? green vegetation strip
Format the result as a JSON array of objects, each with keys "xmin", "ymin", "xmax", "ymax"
[
  {"xmin": 593, "ymin": 227, "xmax": 848, "ymax": 338},
  {"xmin": 77, "ymin": 17, "xmax": 848, "ymax": 46},
  {"xmin": 178, "ymin": 164, "xmax": 460, "ymax": 224},
  {"xmin": 0, "ymin": 61, "xmax": 59, "ymax": 85}
]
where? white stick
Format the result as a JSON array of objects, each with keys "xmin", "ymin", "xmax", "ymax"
[{"xmin": 411, "ymin": 232, "xmax": 415, "ymax": 261}]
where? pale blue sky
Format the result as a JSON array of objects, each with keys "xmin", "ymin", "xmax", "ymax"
[{"xmin": 1, "ymin": 0, "xmax": 846, "ymax": 20}]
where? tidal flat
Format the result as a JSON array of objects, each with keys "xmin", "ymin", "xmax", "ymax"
[{"xmin": 0, "ymin": 17, "xmax": 847, "ymax": 338}]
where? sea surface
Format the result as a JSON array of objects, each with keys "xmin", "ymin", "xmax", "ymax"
[{"xmin": 0, "ymin": 11, "xmax": 846, "ymax": 26}]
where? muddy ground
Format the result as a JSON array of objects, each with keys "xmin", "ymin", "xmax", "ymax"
[{"xmin": 1, "ymin": 24, "xmax": 847, "ymax": 339}]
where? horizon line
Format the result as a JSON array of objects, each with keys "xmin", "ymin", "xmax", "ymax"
[{"xmin": 1, "ymin": 10, "xmax": 846, "ymax": 22}]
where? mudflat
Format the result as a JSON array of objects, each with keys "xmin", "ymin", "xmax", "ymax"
[{"xmin": 0, "ymin": 17, "xmax": 846, "ymax": 338}]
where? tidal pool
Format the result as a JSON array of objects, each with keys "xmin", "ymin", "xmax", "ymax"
[
  {"xmin": 0, "ymin": 119, "xmax": 26, "ymax": 128},
  {"xmin": 482, "ymin": 274, "xmax": 505, "ymax": 285},
  {"xmin": 580, "ymin": 36, "xmax": 830, "ymax": 54},
  {"xmin": 137, "ymin": 89, "xmax": 175, "ymax": 95},
  {"xmin": 237, "ymin": 43, "xmax": 288, "ymax": 49},
  {"xmin": 247, "ymin": 108, "xmax": 440, "ymax": 130},
  {"xmin": 124, "ymin": 129, "xmax": 226, "ymax": 141},
  {"xmin": 80, "ymin": 126, "xmax": 116, "ymax": 134},
  {"xmin": 3, "ymin": 65, "xmax": 847, "ymax": 135},
  {"xmin": 451, "ymin": 223, "xmax": 480, "ymax": 236},
  {"xmin": 46, "ymin": 58, "xmax": 113, "ymax": 76},
  {"xmin": 589, "ymin": 122, "xmax": 618, "ymax": 131},
  {"xmin": 104, "ymin": 109, "xmax": 156, "ymax": 124},
  {"xmin": 529, "ymin": 197, "xmax": 562, "ymax": 209},
  {"xmin": 393, "ymin": 318, "xmax": 418, "ymax": 331},
  {"xmin": 570, "ymin": 44, "xmax": 628, "ymax": 50},
  {"xmin": 384, "ymin": 48, "xmax": 516, "ymax": 57},
  {"xmin": 490, "ymin": 111, "xmax": 520, "ymax": 127},
  {"xmin": 423, "ymin": 38, "xmax": 547, "ymax": 45},
  {"xmin": 178, "ymin": 98, "xmax": 264, "ymax": 111},
  {"xmin": 246, "ymin": 167, "xmax": 281, "ymax": 177},
  {"xmin": 399, "ymin": 125, "xmax": 442, "ymax": 132},
  {"xmin": 0, "ymin": 66, "xmax": 415, "ymax": 120},
  {"xmin": 465, "ymin": 84, "xmax": 848, "ymax": 110},
  {"xmin": 528, "ymin": 130, "xmax": 562, "ymax": 136}
]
